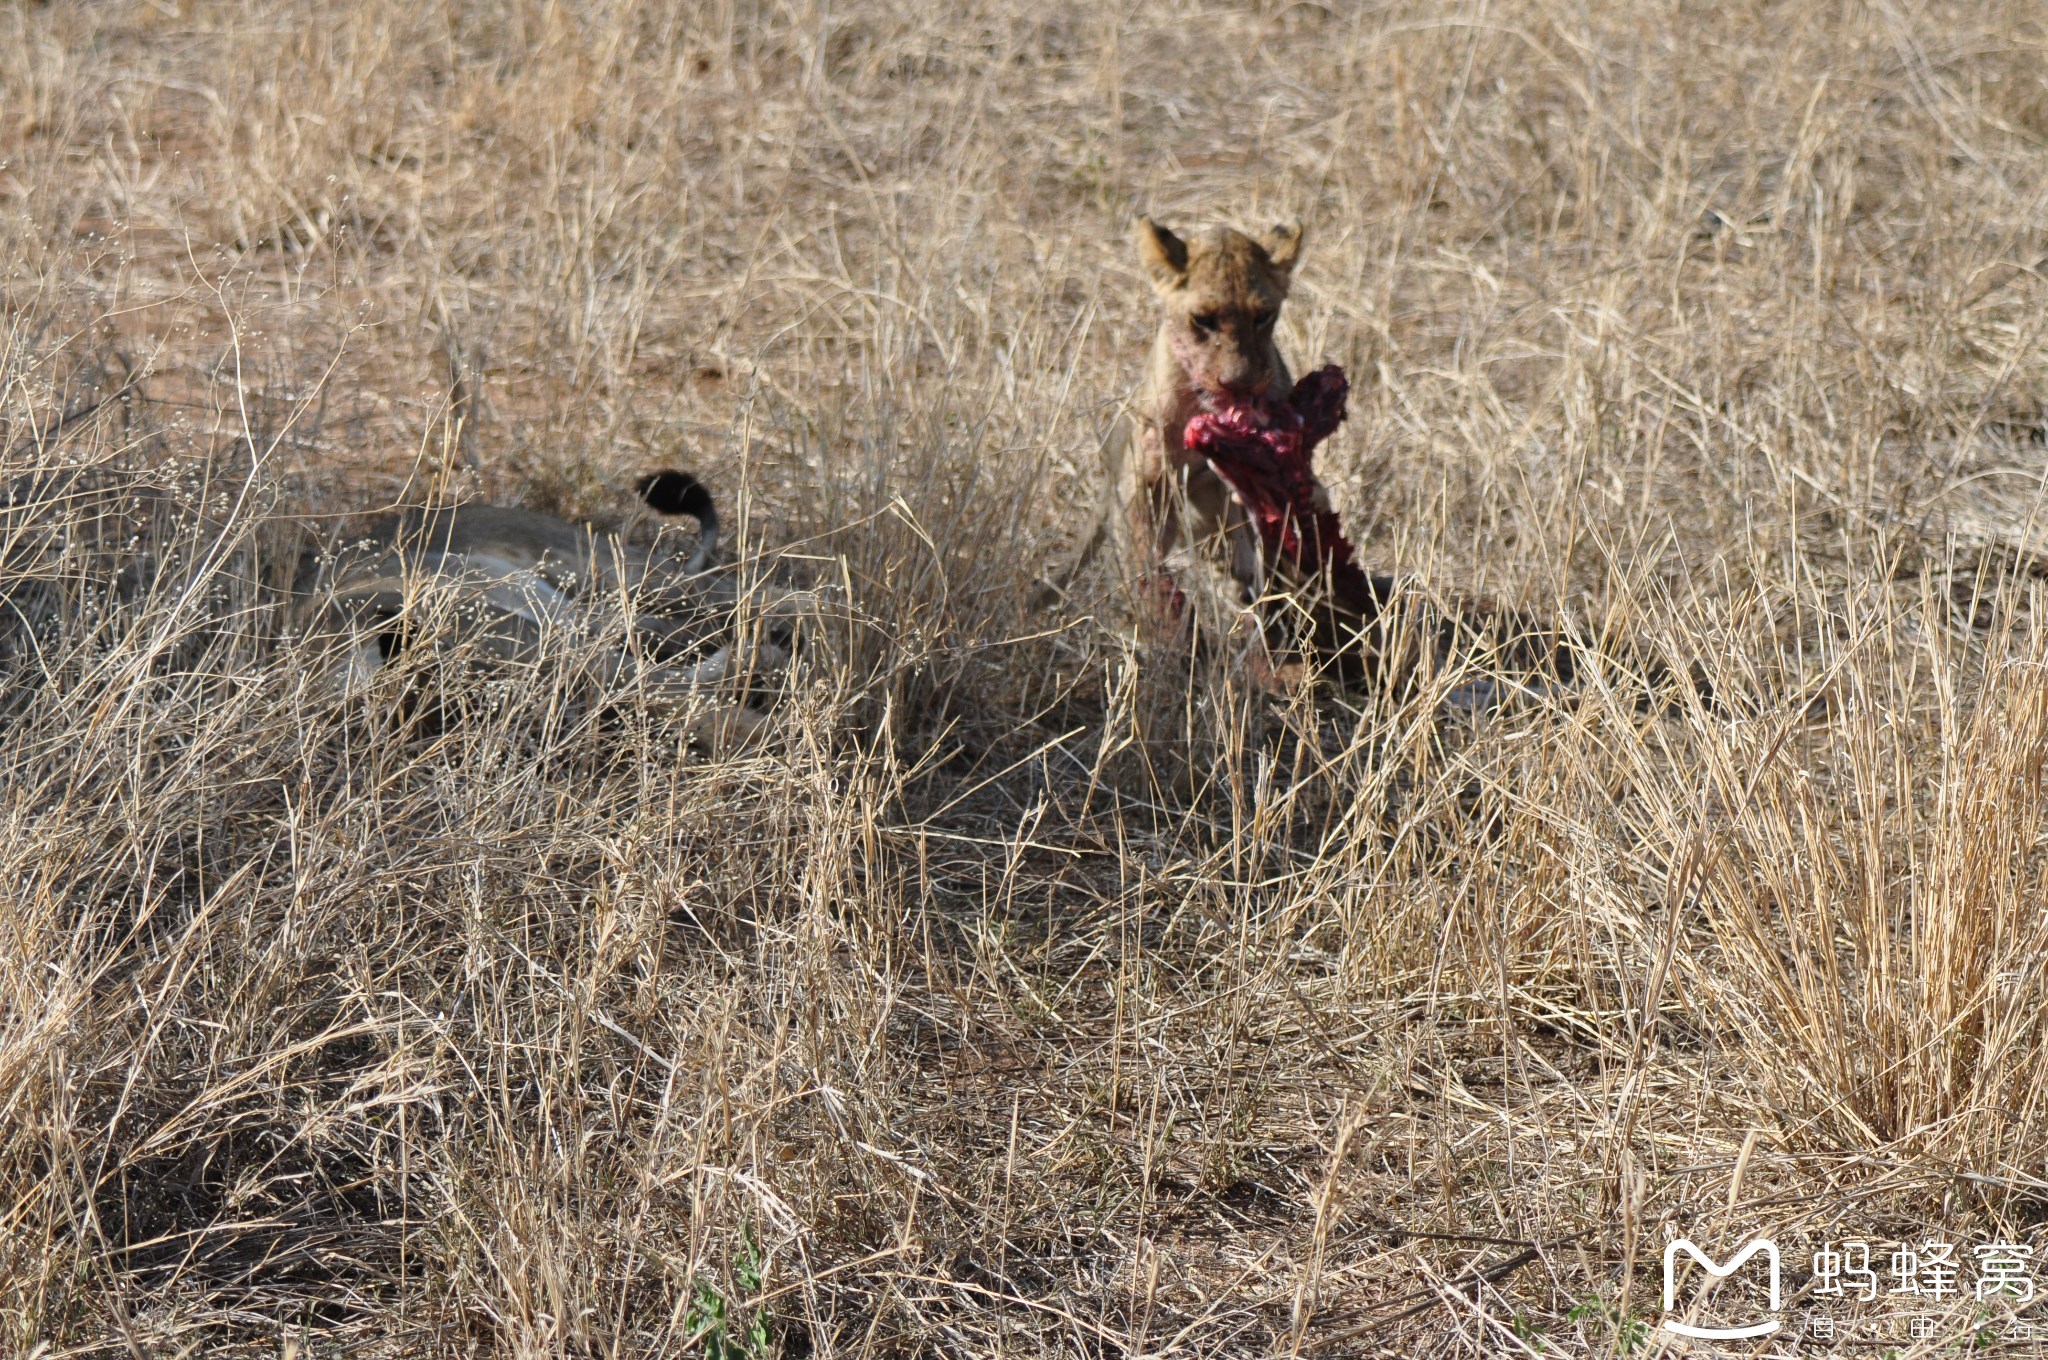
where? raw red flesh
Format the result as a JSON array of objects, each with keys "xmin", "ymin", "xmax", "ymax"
[{"xmin": 1181, "ymin": 364, "xmax": 1377, "ymax": 618}]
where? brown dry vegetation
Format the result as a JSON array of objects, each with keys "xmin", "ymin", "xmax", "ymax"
[{"xmin": 6, "ymin": 1, "xmax": 2048, "ymax": 1356}]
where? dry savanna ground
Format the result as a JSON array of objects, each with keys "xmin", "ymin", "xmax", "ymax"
[{"xmin": 7, "ymin": 1, "xmax": 2048, "ymax": 1356}]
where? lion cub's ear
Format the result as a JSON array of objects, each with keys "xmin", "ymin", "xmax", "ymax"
[
  {"xmin": 1134, "ymin": 217, "xmax": 1190, "ymax": 292},
  {"xmin": 1260, "ymin": 221, "xmax": 1304, "ymax": 274}
]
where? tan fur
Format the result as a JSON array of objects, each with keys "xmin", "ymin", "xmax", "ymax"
[
  {"xmin": 293, "ymin": 491, "xmax": 805, "ymax": 746},
  {"xmin": 1103, "ymin": 218, "xmax": 1325, "ymax": 658}
]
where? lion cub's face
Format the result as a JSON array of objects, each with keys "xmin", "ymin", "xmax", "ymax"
[{"xmin": 1136, "ymin": 218, "xmax": 1302, "ymax": 404}]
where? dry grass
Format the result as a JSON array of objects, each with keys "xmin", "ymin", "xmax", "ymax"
[{"xmin": 6, "ymin": 1, "xmax": 2048, "ymax": 1355}]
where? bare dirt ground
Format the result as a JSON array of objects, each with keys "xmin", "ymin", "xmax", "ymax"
[{"xmin": 6, "ymin": 2, "xmax": 2048, "ymax": 1355}]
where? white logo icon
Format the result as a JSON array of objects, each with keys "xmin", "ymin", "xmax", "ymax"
[{"xmin": 1662, "ymin": 1238, "xmax": 1782, "ymax": 1340}]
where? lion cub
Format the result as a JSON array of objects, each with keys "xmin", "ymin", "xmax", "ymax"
[{"xmin": 1047, "ymin": 218, "xmax": 1329, "ymax": 664}]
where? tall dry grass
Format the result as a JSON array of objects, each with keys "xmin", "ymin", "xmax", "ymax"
[{"xmin": 5, "ymin": 0, "xmax": 2048, "ymax": 1355}]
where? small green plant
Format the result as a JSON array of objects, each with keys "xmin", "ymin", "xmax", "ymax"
[
  {"xmin": 683, "ymin": 1226, "xmax": 771, "ymax": 1360},
  {"xmin": 1566, "ymin": 1296, "xmax": 1649, "ymax": 1356}
]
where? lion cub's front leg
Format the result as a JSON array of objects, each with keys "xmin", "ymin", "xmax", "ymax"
[{"xmin": 1121, "ymin": 421, "xmax": 1296, "ymax": 688}]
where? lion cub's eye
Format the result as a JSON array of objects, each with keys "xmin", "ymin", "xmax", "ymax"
[{"xmin": 1190, "ymin": 313, "xmax": 1219, "ymax": 334}]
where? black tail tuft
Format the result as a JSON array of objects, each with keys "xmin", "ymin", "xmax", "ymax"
[
  {"xmin": 636, "ymin": 469, "xmax": 719, "ymax": 571},
  {"xmin": 636, "ymin": 469, "xmax": 714, "ymax": 522}
]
